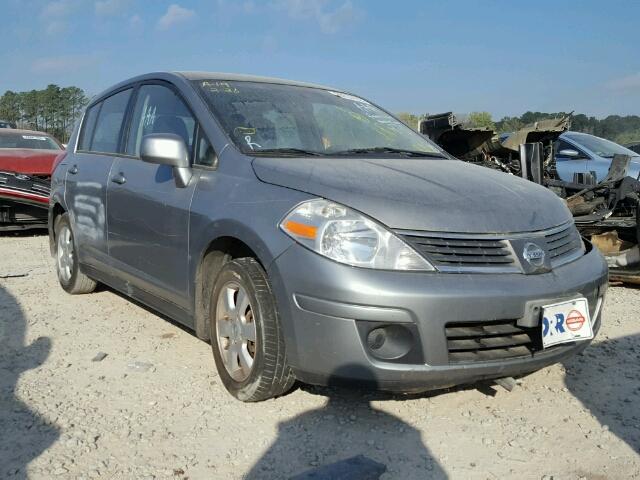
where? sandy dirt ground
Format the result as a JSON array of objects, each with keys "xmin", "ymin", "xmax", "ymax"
[{"xmin": 0, "ymin": 232, "xmax": 639, "ymax": 480}]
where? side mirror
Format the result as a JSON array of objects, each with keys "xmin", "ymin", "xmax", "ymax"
[
  {"xmin": 141, "ymin": 133, "xmax": 192, "ymax": 188},
  {"xmin": 558, "ymin": 148, "xmax": 581, "ymax": 158}
]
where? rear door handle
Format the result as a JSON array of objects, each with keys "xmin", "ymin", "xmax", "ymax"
[
  {"xmin": 111, "ymin": 173, "xmax": 126, "ymax": 185},
  {"xmin": 69, "ymin": 165, "xmax": 78, "ymax": 174}
]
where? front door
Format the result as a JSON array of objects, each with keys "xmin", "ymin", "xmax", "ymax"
[{"xmin": 106, "ymin": 83, "xmax": 198, "ymax": 309}]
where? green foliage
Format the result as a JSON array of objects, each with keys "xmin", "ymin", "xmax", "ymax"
[
  {"xmin": 0, "ymin": 85, "xmax": 89, "ymax": 142},
  {"xmin": 396, "ymin": 112, "xmax": 421, "ymax": 131},
  {"xmin": 466, "ymin": 111, "xmax": 495, "ymax": 130},
  {"xmin": 495, "ymin": 111, "xmax": 640, "ymax": 145}
]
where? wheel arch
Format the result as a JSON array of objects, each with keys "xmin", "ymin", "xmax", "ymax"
[
  {"xmin": 192, "ymin": 220, "xmax": 291, "ymax": 340},
  {"xmin": 49, "ymin": 201, "xmax": 67, "ymax": 256}
]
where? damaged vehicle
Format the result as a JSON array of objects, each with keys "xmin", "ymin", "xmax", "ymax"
[
  {"xmin": 50, "ymin": 72, "xmax": 607, "ymax": 402},
  {"xmin": 0, "ymin": 129, "xmax": 63, "ymax": 231},
  {"xmin": 420, "ymin": 113, "xmax": 640, "ymax": 283}
]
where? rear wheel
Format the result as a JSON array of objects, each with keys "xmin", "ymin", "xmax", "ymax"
[
  {"xmin": 210, "ymin": 258, "xmax": 294, "ymax": 401},
  {"xmin": 54, "ymin": 213, "xmax": 97, "ymax": 294}
]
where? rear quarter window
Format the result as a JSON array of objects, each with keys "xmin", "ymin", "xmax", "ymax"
[{"xmin": 78, "ymin": 104, "xmax": 100, "ymax": 151}]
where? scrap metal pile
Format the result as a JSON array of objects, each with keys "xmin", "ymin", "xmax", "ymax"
[{"xmin": 420, "ymin": 113, "xmax": 640, "ymax": 282}]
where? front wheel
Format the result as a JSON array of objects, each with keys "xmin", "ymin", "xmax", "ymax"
[
  {"xmin": 54, "ymin": 213, "xmax": 97, "ymax": 294},
  {"xmin": 209, "ymin": 258, "xmax": 294, "ymax": 401}
]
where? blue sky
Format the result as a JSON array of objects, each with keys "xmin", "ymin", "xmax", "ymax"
[{"xmin": 1, "ymin": 0, "xmax": 639, "ymax": 118}]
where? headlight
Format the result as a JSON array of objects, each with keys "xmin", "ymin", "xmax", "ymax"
[{"xmin": 280, "ymin": 199, "xmax": 434, "ymax": 271}]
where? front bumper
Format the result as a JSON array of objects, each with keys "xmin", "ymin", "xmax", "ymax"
[{"xmin": 267, "ymin": 242, "xmax": 608, "ymax": 392}]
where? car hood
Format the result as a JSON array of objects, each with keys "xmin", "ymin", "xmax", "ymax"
[
  {"xmin": 252, "ymin": 157, "xmax": 573, "ymax": 233},
  {"xmin": 0, "ymin": 149, "xmax": 59, "ymax": 176}
]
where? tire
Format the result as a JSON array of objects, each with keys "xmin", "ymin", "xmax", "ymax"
[
  {"xmin": 54, "ymin": 213, "xmax": 97, "ymax": 295},
  {"xmin": 209, "ymin": 257, "xmax": 295, "ymax": 402}
]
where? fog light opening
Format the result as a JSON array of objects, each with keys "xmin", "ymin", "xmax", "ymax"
[
  {"xmin": 367, "ymin": 328, "xmax": 386, "ymax": 350},
  {"xmin": 365, "ymin": 324, "xmax": 413, "ymax": 360}
]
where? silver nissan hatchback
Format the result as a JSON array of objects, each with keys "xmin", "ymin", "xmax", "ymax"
[{"xmin": 49, "ymin": 72, "xmax": 608, "ymax": 401}]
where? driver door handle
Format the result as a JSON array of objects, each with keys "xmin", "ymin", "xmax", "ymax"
[{"xmin": 111, "ymin": 173, "xmax": 126, "ymax": 185}]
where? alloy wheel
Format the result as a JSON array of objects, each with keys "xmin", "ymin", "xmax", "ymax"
[
  {"xmin": 57, "ymin": 225, "xmax": 74, "ymax": 283},
  {"xmin": 215, "ymin": 281, "xmax": 257, "ymax": 382}
]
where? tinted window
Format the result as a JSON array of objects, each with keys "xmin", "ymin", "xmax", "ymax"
[
  {"xmin": 91, "ymin": 89, "xmax": 132, "ymax": 154},
  {"xmin": 126, "ymin": 84, "xmax": 196, "ymax": 157},
  {"xmin": 78, "ymin": 103, "xmax": 100, "ymax": 151}
]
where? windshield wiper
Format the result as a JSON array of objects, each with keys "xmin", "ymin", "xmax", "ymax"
[
  {"xmin": 250, "ymin": 148, "xmax": 327, "ymax": 157},
  {"xmin": 330, "ymin": 147, "xmax": 445, "ymax": 158}
]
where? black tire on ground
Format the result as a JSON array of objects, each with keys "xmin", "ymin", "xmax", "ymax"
[
  {"xmin": 54, "ymin": 213, "xmax": 97, "ymax": 295},
  {"xmin": 209, "ymin": 257, "xmax": 295, "ymax": 402}
]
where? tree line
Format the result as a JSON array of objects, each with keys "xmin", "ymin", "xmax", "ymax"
[
  {"xmin": 0, "ymin": 85, "xmax": 89, "ymax": 143},
  {"xmin": 397, "ymin": 111, "xmax": 640, "ymax": 145},
  {"xmin": 1, "ymin": 86, "xmax": 638, "ymax": 146}
]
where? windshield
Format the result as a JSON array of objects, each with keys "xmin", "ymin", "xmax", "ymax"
[
  {"xmin": 0, "ymin": 132, "xmax": 61, "ymax": 150},
  {"xmin": 565, "ymin": 133, "xmax": 638, "ymax": 158},
  {"xmin": 194, "ymin": 80, "xmax": 443, "ymax": 157}
]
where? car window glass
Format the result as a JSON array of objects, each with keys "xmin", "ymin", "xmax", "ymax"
[
  {"xmin": 0, "ymin": 133, "xmax": 60, "ymax": 150},
  {"xmin": 564, "ymin": 133, "xmax": 639, "ymax": 158},
  {"xmin": 91, "ymin": 89, "xmax": 132, "ymax": 154},
  {"xmin": 194, "ymin": 80, "xmax": 442, "ymax": 157},
  {"xmin": 78, "ymin": 104, "xmax": 100, "ymax": 151},
  {"xmin": 557, "ymin": 139, "xmax": 587, "ymax": 159},
  {"xmin": 195, "ymin": 130, "xmax": 216, "ymax": 166},
  {"xmin": 126, "ymin": 84, "xmax": 196, "ymax": 158}
]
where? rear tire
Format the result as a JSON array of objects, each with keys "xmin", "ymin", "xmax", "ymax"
[
  {"xmin": 209, "ymin": 257, "xmax": 295, "ymax": 402},
  {"xmin": 54, "ymin": 213, "xmax": 97, "ymax": 295}
]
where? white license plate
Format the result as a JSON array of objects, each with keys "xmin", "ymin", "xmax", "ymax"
[{"xmin": 541, "ymin": 298, "xmax": 593, "ymax": 348}]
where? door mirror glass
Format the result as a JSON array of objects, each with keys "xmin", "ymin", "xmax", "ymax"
[
  {"xmin": 140, "ymin": 134, "xmax": 192, "ymax": 187},
  {"xmin": 558, "ymin": 148, "xmax": 581, "ymax": 158}
]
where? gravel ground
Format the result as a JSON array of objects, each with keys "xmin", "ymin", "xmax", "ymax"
[{"xmin": 0, "ymin": 232, "xmax": 639, "ymax": 480}]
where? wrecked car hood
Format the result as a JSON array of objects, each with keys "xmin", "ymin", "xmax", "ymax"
[
  {"xmin": 0, "ymin": 149, "xmax": 59, "ymax": 176},
  {"xmin": 252, "ymin": 157, "xmax": 573, "ymax": 233}
]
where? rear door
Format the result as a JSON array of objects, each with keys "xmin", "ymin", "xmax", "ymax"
[
  {"xmin": 65, "ymin": 88, "xmax": 133, "ymax": 268},
  {"xmin": 106, "ymin": 82, "xmax": 200, "ymax": 309}
]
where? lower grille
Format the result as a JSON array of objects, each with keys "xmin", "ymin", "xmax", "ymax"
[{"xmin": 445, "ymin": 320, "xmax": 542, "ymax": 363}]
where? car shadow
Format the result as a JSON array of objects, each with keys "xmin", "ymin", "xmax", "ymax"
[
  {"xmin": 564, "ymin": 332, "xmax": 640, "ymax": 453},
  {"xmin": 245, "ymin": 365, "xmax": 447, "ymax": 479},
  {"xmin": 0, "ymin": 285, "xmax": 59, "ymax": 479}
]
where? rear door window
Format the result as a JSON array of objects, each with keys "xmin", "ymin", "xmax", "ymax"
[
  {"xmin": 90, "ymin": 89, "xmax": 132, "ymax": 154},
  {"xmin": 125, "ymin": 84, "xmax": 196, "ymax": 158}
]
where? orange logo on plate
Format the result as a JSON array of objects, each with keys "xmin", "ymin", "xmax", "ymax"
[{"xmin": 566, "ymin": 310, "xmax": 585, "ymax": 331}]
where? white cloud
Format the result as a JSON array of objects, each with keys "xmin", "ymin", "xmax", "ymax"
[
  {"xmin": 45, "ymin": 20, "xmax": 68, "ymax": 35},
  {"xmin": 31, "ymin": 54, "xmax": 98, "ymax": 74},
  {"xmin": 42, "ymin": 0, "xmax": 78, "ymax": 17},
  {"xmin": 129, "ymin": 13, "xmax": 143, "ymax": 28},
  {"xmin": 41, "ymin": 0, "xmax": 80, "ymax": 35},
  {"xmin": 273, "ymin": 0, "xmax": 360, "ymax": 34},
  {"xmin": 607, "ymin": 72, "xmax": 640, "ymax": 92},
  {"xmin": 157, "ymin": 4, "xmax": 194, "ymax": 30},
  {"xmin": 95, "ymin": 0, "xmax": 131, "ymax": 16}
]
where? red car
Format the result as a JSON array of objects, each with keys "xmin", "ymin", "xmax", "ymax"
[{"xmin": 0, "ymin": 129, "xmax": 64, "ymax": 231}]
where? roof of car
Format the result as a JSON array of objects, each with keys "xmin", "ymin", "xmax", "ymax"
[{"xmin": 176, "ymin": 71, "xmax": 339, "ymax": 91}]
